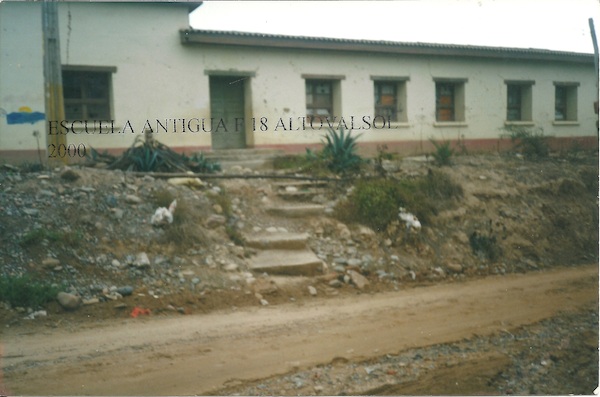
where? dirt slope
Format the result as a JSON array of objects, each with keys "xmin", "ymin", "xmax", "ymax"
[{"xmin": 3, "ymin": 264, "xmax": 597, "ymax": 396}]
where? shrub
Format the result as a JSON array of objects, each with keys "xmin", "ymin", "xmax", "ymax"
[
  {"xmin": 335, "ymin": 170, "xmax": 463, "ymax": 231},
  {"xmin": 0, "ymin": 274, "xmax": 60, "ymax": 309},
  {"xmin": 336, "ymin": 179, "xmax": 401, "ymax": 231},
  {"xmin": 469, "ymin": 231, "xmax": 501, "ymax": 261},
  {"xmin": 430, "ymin": 139, "xmax": 455, "ymax": 166},
  {"xmin": 272, "ymin": 155, "xmax": 311, "ymax": 170},
  {"xmin": 505, "ymin": 126, "xmax": 549, "ymax": 160},
  {"xmin": 20, "ymin": 228, "xmax": 82, "ymax": 248},
  {"xmin": 373, "ymin": 144, "xmax": 396, "ymax": 176},
  {"xmin": 212, "ymin": 191, "xmax": 245, "ymax": 246},
  {"xmin": 188, "ymin": 152, "xmax": 221, "ymax": 173}
]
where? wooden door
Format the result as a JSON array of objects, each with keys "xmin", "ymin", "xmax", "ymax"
[{"xmin": 209, "ymin": 76, "xmax": 246, "ymax": 149}]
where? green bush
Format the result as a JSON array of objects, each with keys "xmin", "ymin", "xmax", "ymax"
[
  {"xmin": 0, "ymin": 274, "xmax": 60, "ymax": 309},
  {"xmin": 335, "ymin": 171, "xmax": 463, "ymax": 231},
  {"xmin": 505, "ymin": 126, "xmax": 549, "ymax": 160},
  {"xmin": 469, "ymin": 231, "xmax": 501, "ymax": 261},
  {"xmin": 20, "ymin": 228, "xmax": 82, "ymax": 248},
  {"xmin": 430, "ymin": 139, "xmax": 455, "ymax": 166},
  {"xmin": 272, "ymin": 154, "xmax": 311, "ymax": 170},
  {"xmin": 188, "ymin": 152, "xmax": 221, "ymax": 173}
]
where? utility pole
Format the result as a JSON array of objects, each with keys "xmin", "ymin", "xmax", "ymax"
[
  {"xmin": 42, "ymin": 0, "xmax": 67, "ymax": 165},
  {"xmin": 589, "ymin": 18, "xmax": 599, "ymax": 88},
  {"xmin": 589, "ymin": 18, "xmax": 599, "ymax": 133}
]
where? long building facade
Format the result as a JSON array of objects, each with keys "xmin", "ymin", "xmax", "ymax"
[{"xmin": 1, "ymin": 1, "xmax": 598, "ymax": 164}]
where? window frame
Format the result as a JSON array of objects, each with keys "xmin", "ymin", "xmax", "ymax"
[
  {"xmin": 434, "ymin": 78, "xmax": 467, "ymax": 125},
  {"xmin": 553, "ymin": 82, "xmax": 579, "ymax": 123},
  {"xmin": 303, "ymin": 75, "xmax": 344, "ymax": 124},
  {"xmin": 504, "ymin": 80, "xmax": 535, "ymax": 125},
  {"xmin": 371, "ymin": 76, "xmax": 409, "ymax": 123},
  {"xmin": 62, "ymin": 65, "xmax": 116, "ymax": 121}
]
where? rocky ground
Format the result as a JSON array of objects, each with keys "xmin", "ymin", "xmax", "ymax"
[
  {"xmin": 215, "ymin": 309, "xmax": 599, "ymax": 396},
  {"xmin": 0, "ymin": 148, "xmax": 598, "ymax": 395}
]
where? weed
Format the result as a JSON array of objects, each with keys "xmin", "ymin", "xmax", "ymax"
[
  {"xmin": 469, "ymin": 231, "xmax": 501, "ymax": 261},
  {"xmin": 373, "ymin": 144, "xmax": 396, "ymax": 176},
  {"xmin": 225, "ymin": 223, "xmax": 245, "ymax": 246},
  {"xmin": 335, "ymin": 170, "xmax": 463, "ymax": 231},
  {"xmin": 430, "ymin": 139, "xmax": 455, "ymax": 166},
  {"xmin": 211, "ymin": 190, "xmax": 245, "ymax": 246},
  {"xmin": 20, "ymin": 161, "xmax": 45, "ymax": 173},
  {"xmin": 0, "ymin": 274, "xmax": 61, "ymax": 309},
  {"xmin": 336, "ymin": 179, "xmax": 401, "ymax": 231},
  {"xmin": 188, "ymin": 152, "xmax": 222, "ymax": 173},
  {"xmin": 20, "ymin": 228, "xmax": 82, "ymax": 248},
  {"xmin": 504, "ymin": 125, "xmax": 549, "ymax": 160},
  {"xmin": 579, "ymin": 168, "xmax": 599, "ymax": 195}
]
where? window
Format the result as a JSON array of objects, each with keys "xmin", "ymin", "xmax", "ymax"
[
  {"xmin": 373, "ymin": 79, "xmax": 408, "ymax": 122},
  {"xmin": 505, "ymin": 81, "xmax": 534, "ymax": 122},
  {"xmin": 62, "ymin": 66, "xmax": 115, "ymax": 120},
  {"xmin": 435, "ymin": 80, "xmax": 466, "ymax": 122},
  {"xmin": 554, "ymin": 83, "xmax": 578, "ymax": 121},
  {"xmin": 306, "ymin": 80, "xmax": 333, "ymax": 122}
]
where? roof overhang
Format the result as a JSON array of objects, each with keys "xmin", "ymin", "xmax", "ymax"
[{"xmin": 180, "ymin": 29, "xmax": 594, "ymax": 64}]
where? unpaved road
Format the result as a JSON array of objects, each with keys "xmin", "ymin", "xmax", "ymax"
[{"xmin": 2, "ymin": 264, "xmax": 598, "ymax": 395}]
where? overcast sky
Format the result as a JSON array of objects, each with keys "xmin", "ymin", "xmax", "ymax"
[{"xmin": 190, "ymin": 0, "xmax": 600, "ymax": 54}]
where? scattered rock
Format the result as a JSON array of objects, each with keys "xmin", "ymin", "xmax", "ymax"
[
  {"xmin": 348, "ymin": 270, "xmax": 369, "ymax": 290},
  {"xmin": 134, "ymin": 252, "xmax": 151, "ymax": 269},
  {"xmin": 224, "ymin": 263, "xmax": 239, "ymax": 272},
  {"xmin": 168, "ymin": 177, "xmax": 204, "ymax": 189},
  {"xmin": 329, "ymin": 279, "xmax": 343, "ymax": 288},
  {"xmin": 117, "ymin": 286, "xmax": 134, "ymax": 296},
  {"xmin": 82, "ymin": 298, "xmax": 100, "ymax": 305},
  {"xmin": 308, "ymin": 286, "xmax": 317, "ymax": 296},
  {"xmin": 446, "ymin": 263, "xmax": 463, "ymax": 273},
  {"xmin": 205, "ymin": 214, "xmax": 226, "ymax": 229},
  {"xmin": 22, "ymin": 208, "xmax": 39, "ymax": 216},
  {"xmin": 124, "ymin": 194, "xmax": 142, "ymax": 204},
  {"xmin": 42, "ymin": 257, "xmax": 60, "ymax": 268},
  {"xmin": 57, "ymin": 292, "xmax": 81, "ymax": 310},
  {"xmin": 60, "ymin": 168, "xmax": 81, "ymax": 181}
]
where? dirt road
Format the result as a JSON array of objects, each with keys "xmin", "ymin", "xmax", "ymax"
[{"xmin": 2, "ymin": 264, "xmax": 598, "ymax": 395}]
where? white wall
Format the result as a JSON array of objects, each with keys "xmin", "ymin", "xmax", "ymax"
[
  {"xmin": 183, "ymin": 43, "xmax": 597, "ymax": 151},
  {"xmin": 1, "ymin": 1, "xmax": 596, "ymax": 163},
  {"xmin": 0, "ymin": 2, "xmax": 46, "ymax": 153}
]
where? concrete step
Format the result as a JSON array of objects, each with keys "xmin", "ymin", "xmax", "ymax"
[
  {"xmin": 248, "ymin": 249, "xmax": 323, "ymax": 276},
  {"xmin": 244, "ymin": 232, "xmax": 309, "ymax": 250},
  {"xmin": 271, "ymin": 180, "xmax": 329, "ymax": 189},
  {"xmin": 265, "ymin": 204, "xmax": 325, "ymax": 218},
  {"xmin": 203, "ymin": 148, "xmax": 285, "ymax": 170},
  {"xmin": 276, "ymin": 190, "xmax": 321, "ymax": 202},
  {"xmin": 218, "ymin": 158, "xmax": 274, "ymax": 170}
]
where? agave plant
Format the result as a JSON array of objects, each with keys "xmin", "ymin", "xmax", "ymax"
[{"xmin": 321, "ymin": 127, "xmax": 363, "ymax": 174}]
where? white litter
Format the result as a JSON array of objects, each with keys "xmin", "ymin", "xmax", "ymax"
[
  {"xmin": 398, "ymin": 207, "xmax": 422, "ymax": 230},
  {"xmin": 150, "ymin": 199, "xmax": 177, "ymax": 226}
]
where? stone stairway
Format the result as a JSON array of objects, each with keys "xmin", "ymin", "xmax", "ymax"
[
  {"xmin": 245, "ymin": 231, "xmax": 324, "ymax": 276},
  {"xmin": 245, "ymin": 178, "xmax": 331, "ymax": 277},
  {"xmin": 271, "ymin": 180, "xmax": 329, "ymax": 202}
]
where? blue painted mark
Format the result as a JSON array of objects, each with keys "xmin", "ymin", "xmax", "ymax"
[{"xmin": 7, "ymin": 111, "xmax": 45, "ymax": 125}]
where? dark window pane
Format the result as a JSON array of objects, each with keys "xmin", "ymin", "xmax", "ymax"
[{"xmin": 62, "ymin": 69, "xmax": 112, "ymax": 120}]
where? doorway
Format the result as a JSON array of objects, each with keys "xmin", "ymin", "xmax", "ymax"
[{"xmin": 209, "ymin": 75, "xmax": 247, "ymax": 149}]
